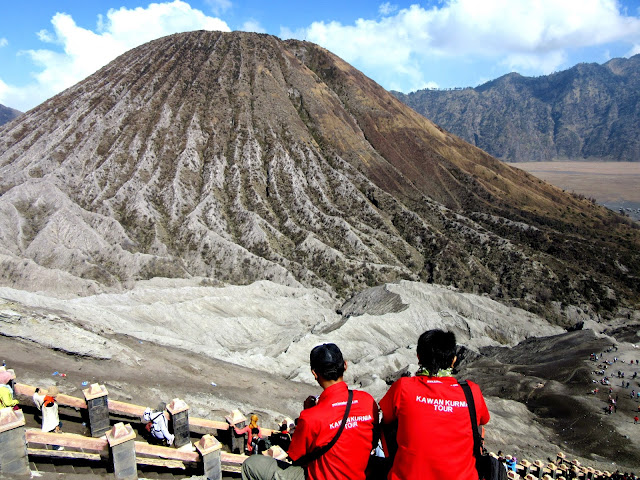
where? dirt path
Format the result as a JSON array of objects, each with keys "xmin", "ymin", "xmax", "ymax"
[{"xmin": 3, "ymin": 332, "xmax": 318, "ymax": 429}]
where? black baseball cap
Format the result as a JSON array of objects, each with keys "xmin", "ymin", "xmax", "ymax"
[{"xmin": 310, "ymin": 343, "xmax": 345, "ymax": 380}]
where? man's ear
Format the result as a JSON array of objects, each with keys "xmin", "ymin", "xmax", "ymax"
[
  {"xmin": 311, "ymin": 369, "xmax": 318, "ymax": 381},
  {"xmin": 343, "ymin": 361, "xmax": 348, "ymax": 373}
]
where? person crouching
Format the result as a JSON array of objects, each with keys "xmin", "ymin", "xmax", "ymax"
[{"xmin": 143, "ymin": 403, "xmax": 175, "ymax": 446}]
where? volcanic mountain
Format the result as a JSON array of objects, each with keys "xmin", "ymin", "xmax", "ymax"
[{"xmin": 0, "ymin": 31, "xmax": 638, "ymax": 320}]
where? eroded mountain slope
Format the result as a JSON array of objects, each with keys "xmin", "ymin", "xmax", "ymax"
[{"xmin": 0, "ymin": 31, "xmax": 638, "ymax": 319}]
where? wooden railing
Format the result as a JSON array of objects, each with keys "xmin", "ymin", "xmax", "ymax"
[
  {"xmin": 24, "ymin": 428, "xmax": 247, "ymax": 472},
  {"xmin": 7, "ymin": 382, "xmax": 614, "ymax": 479},
  {"xmin": 15, "ymin": 383, "xmax": 230, "ymax": 432}
]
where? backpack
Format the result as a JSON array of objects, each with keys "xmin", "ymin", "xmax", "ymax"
[
  {"xmin": 258, "ymin": 436, "xmax": 272, "ymax": 452},
  {"xmin": 270, "ymin": 432, "xmax": 291, "ymax": 450},
  {"xmin": 476, "ymin": 454, "xmax": 508, "ymax": 480},
  {"xmin": 459, "ymin": 381, "xmax": 508, "ymax": 480},
  {"xmin": 145, "ymin": 412, "xmax": 164, "ymax": 434}
]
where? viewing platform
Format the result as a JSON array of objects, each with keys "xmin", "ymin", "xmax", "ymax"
[{"xmin": 0, "ymin": 366, "xmax": 623, "ymax": 479}]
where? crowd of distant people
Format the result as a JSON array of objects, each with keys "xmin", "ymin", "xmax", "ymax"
[
  {"xmin": 590, "ymin": 347, "xmax": 640, "ymax": 421},
  {"xmin": 494, "ymin": 449, "xmax": 638, "ymax": 480}
]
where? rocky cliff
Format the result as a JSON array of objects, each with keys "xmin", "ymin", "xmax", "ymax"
[{"xmin": 395, "ymin": 55, "xmax": 640, "ymax": 163}]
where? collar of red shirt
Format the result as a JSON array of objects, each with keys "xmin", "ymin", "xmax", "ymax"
[
  {"xmin": 414, "ymin": 375, "xmax": 458, "ymax": 385},
  {"xmin": 317, "ymin": 381, "xmax": 348, "ymax": 405}
]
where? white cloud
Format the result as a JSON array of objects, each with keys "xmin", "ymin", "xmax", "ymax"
[
  {"xmin": 204, "ymin": 0, "xmax": 232, "ymax": 15},
  {"xmin": 0, "ymin": 38, "xmax": 7, "ymax": 48},
  {"xmin": 289, "ymin": 0, "xmax": 640, "ymax": 92},
  {"xmin": 240, "ymin": 19, "xmax": 266, "ymax": 34},
  {"xmin": 0, "ymin": 1, "xmax": 230, "ymax": 111},
  {"xmin": 279, "ymin": 26, "xmax": 306, "ymax": 41},
  {"xmin": 0, "ymin": 78, "xmax": 43, "ymax": 112},
  {"xmin": 36, "ymin": 29, "xmax": 54, "ymax": 43},
  {"xmin": 379, "ymin": 3, "xmax": 398, "ymax": 16},
  {"xmin": 501, "ymin": 51, "xmax": 568, "ymax": 74},
  {"xmin": 628, "ymin": 44, "xmax": 640, "ymax": 56}
]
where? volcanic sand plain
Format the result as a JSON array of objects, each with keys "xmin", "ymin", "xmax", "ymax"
[{"xmin": 510, "ymin": 162, "xmax": 640, "ymax": 219}]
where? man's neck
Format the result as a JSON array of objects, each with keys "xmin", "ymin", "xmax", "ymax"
[{"xmin": 318, "ymin": 377, "xmax": 344, "ymax": 390}]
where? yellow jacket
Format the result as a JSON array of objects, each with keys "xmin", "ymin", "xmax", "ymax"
[{"xmin": 0, "ymin": 385, "xmax": 18, "ymax": 408}]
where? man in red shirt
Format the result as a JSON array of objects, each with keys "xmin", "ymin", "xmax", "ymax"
[
  {"xmin": 379, "ymin": 329, "xmax": 490, "ymax": 480},
  {"xmin": 242, "ymin": 343, "xmax": 379, "ymax": 480}
]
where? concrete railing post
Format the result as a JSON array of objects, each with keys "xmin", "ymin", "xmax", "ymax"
[
  {"xmin": 195, "ymin": 434, "xmax": 222, "ymax": 480},
  {"xmin": 167, "ymin": 398, "xmax": 190, "ymax": 448},
  {"xmin": 225, "ymin": 410, "xmax": 247, "ymax": 454},
  {"xmin": 0, "ymin": 408, "xmax": 29, "ymax": 476},
  {"xmin": 569, "ymin": 464, "xmax": 578, "ymax": 479},
  {"xmin": 83, "ymin": 383, "xmax": 110, "ymax": 437},
  {"xmin": 106, "ymin": 422, "xmax": 137, "ymax": 480}
]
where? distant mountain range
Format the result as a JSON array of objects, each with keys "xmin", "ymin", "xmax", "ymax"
[
  {"xmin": 0, "ymin": 104, "xmax": 21, "ymax": 126},
  {"xmin": 0, "ymin": 31, "xmax": 638, "ymax": 321},
  {"xmin": 394, "ymin": 55, "xmax": 640, "ymax": 162}
]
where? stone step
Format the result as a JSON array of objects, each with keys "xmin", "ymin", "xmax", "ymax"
[{"xmin": 28, "ymin": 455, "xmax": 241, "ymax": 479}]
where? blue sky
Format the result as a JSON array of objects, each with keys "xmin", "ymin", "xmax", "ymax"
[{"xmin": 1, "ymin": 0, "xmax": 640, "ymax": 111}]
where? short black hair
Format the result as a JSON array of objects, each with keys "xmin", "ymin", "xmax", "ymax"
[
  {"xmin": 417, "ymin": 329, "xmax": 456, "ymax": 376},
  {"xmin": 310, "ymin": 343, "xmax": 345, "ymax": 381}
]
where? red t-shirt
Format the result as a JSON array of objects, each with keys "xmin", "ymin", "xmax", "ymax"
[
  {"xmin": 379, "ymin": 376, "xmax": 490, "ymax": 480},
  {"xmin": 288, "ymin": 382, "xmax": 379, "ymax": 480}
]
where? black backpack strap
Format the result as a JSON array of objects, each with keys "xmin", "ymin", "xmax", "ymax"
[
  {"xmin": 459, "ymin": 381, "xmax": 484, "ymax": 461},
  {"xmin": 293, "ymin": 389, "xmax": 353, "ymax": 466},
  {"xmin": 151, "ymin": 412, "xmax": 164, "ymax": 422}
]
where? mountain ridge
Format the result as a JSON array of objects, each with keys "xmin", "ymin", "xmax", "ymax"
[
  {"xmin": 0, "ymin": 31, "xmax": 638, "ymax": 321},
  {"xmin": 394, "ymin": 54, "xmax": 640, "ymax": 163},
  {"xmin": 0, "ymin": 103, "xmax": 21, "ymax": 126}
]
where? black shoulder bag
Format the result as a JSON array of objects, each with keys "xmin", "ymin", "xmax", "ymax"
[
  {"xmin": 459, "ymin": 381, "xmax": 507, "ymax": 480},
  {"xmin": 292, "ymin": 389, "xmax": 353, "ymax": 466}
]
